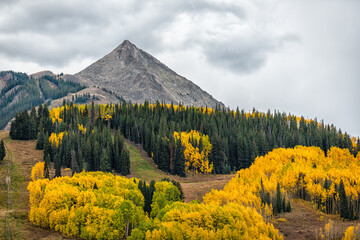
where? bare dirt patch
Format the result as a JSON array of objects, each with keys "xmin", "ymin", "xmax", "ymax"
[{"xmin": 274, "ymin": 199, "xmax": 360, "ymax": 240}]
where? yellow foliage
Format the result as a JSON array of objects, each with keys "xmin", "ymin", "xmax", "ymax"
[
  {"xmin": 78, "ymin": 124, "xmax": 86, "ymax": 134},
  {"xmin": 49, "ymin": 132, "xmax": 66, "ymax": 147},
  {"xmin": 49, "ymin": 106, "xmax": 63, "ymax": 123},
  {"xmin": 173, "ymin": 130, "xmax": 213, "ymax": 173},
  {"xmin": 129, "ymin": 202, "xmax": 283, "ymax": 240},
  {"xmin": 150, "ymin": 181, "xmax": 181, "ymax": 218},
  {"xmin": 49, "ymin": 104, "xmax": 115, "ymax": 124},
  {"xmin": 31, "ymin": 161, "xmax": 44, "ymax": 181},
  {"xmin": 27, "ymin": 168, "xmax": 145, "ymax": 240},
  {"xmin": 204, "ymin": 146, "xmax": 360, "ymax": 220},
  {"xmin": 148, "ymin": 103, "xmax": 214, "ymax": 115}
]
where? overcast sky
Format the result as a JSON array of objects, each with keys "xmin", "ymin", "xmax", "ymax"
[{"xmin": 0, "ymin": 0, "xmax": 359, "ymax": 137}]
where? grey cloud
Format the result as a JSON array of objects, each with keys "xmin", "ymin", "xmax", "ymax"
[
  {"xmin": 0, "ymin": 2, "xmax": 109, "ymax": 34},
  {"xmin": 0, "ymin": 0, "xmax": 250, "ymax": 68},
  {"xmin": 201, "ymin": 34, "xmax": 298, "ymax": 74},
  {"xmin": 0, "ymin": 0, "xmax": 294, "ymax": 74},
  {"xmin": 202, "ymin": 40, "xmax": 274, "ymax": 74}
]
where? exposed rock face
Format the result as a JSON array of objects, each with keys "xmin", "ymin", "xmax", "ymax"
[{"xmin": 75, "ymin": 40, "xmax": 222, "ymax": 108}]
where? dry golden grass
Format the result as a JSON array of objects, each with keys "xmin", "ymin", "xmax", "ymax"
[
  {"xmin": 274, "ymin": 199, "xmax": 360, "ymax": 240},
  {"xmin": 0, "ymin": 130, "xmax": 79, "ymax": 240}
]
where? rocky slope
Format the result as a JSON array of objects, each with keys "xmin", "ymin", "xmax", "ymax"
[{"xmin": 75, "ymin": 40, "xmax": 222, "ymax": 108}]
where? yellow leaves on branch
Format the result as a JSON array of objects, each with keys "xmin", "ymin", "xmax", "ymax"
[
  {"xmin": 49, "ymin": 132, "xmax": 66, "ymax": 147},
  {"xmin": 342, "ymin": 224, "xmax": 360, "ymax": 240},
  {"xmin": 78, "ymin": 124, "xmax": 86, "ymax": 134},
  {"xmin": 27, "ymin": 169, "xmax": 145, "ymax": 240},
  {"xmin": 49, "ymin": 106, "xmax": 63, "ymax": 123},
  {"xmin": 148, "ymin": 103, "xmax": 214, "ymax": 115},
  {"xmin": 173, "ymin": 130, "xmax": 213, "ymax": 173},
  {"xmin": 49, "ymin": 104, "xmax": 115, "ymax": 124},
  {"xmin": 31, "ymin": 161, "xmax": 44, "ymax": 181}
]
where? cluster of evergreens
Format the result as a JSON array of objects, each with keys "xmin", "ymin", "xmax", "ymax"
[
  {"xmin": 11, "ymin": 100, "xmax": 358, "ymax": 177},
  {"xmin": 0, "ymin": 71, "xmax": 43, "ymax": 129},
  {"xmin": 102, "ymin": 87, "xmax": 125, "ymax": 102},
  {"xmin": 38, "ymin": 75, "xmax": 84, "ymax": 100},
  {"xmin": 110, "ymin": 101, "xmax": 358, "ymax": 175},
  {"xmin": 9, "ymin": 109, "xmax": 37, "ymax": 140},
  {"xmin": 260, "ymin": 180, "xmax": 291, "ymax": 215},
  {"xmin": 137, "ymin": 178, "xmax": 184, "ymax": 215},
  {"xmin": 0, "ymin": 71, "xmax": 84, "ymax": 129},
  {"xmin": 72, "ymin": 93, "xmax": 99, "ymax": 104},
  {"xmin": 39, "ymin": 102, "xmax": 130, "ymax": 177},
  {"xmin": 0, "ymin": 140, "xmax": 5, "ymax": 162},
  {"xmin": 10, "ymin": 104, "xmax": 52, "ymax": 140},
  {"xmin": 10, "ymin": 102, "xmax": 131, "ymax": 177}
]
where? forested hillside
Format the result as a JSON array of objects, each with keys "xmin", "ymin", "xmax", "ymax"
[
  {"xmin": 10, "ymin": 101, "xmax": 359, "ymax": 178},
  {"xmin": 7, "ymin": 101, "xmax": 360, "ymax": 239},
  {"xmin": 0, "ymin": 71, "xmax": 85, "ymax": 129},
  {"xmin": 110, "ymin": 102, "xmax": 358, "ymax": 175},
  {"xmin": 205, "ymin": 146, "xmax": 360, "ymax": 220}
]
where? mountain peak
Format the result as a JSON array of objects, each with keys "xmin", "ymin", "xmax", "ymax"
[
  {"xmin": 115, "ymin": 40, "xmax": 138, "ymax": 51},
  {"xmin": 75, "ymin": 41, "xmax": 222, "ymax": 108},
  {"xmin": 122, "ymin": 39, "xmax": 134, "ymax": 46}
]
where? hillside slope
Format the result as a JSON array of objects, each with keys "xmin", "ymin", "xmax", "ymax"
[{"xmin": 0, "ymin": 71, "xmax": 85, "ymax": 129}]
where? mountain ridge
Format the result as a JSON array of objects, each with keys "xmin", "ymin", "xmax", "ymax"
[{"xmin": 74, "ymin": 40, "xmax": 222, "ymax": 108}]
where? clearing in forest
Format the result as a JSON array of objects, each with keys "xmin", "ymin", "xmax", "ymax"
[{"xmin": 125, "ymin": 139, "xmax": 235, "ymax": 203}]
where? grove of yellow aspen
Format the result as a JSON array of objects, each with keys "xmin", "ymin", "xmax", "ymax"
[
  {"xmin": 204, "ymin": 146, "xmax": 360, "ymax": 220},
  {"xmin": 173, "ymin": 130, "xmax": 213, "ymax": 173}
]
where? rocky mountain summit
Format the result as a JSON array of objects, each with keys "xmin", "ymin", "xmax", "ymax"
[{"xmin": 75, "ymin": 40, "xmax": 222, "ymax": 108}]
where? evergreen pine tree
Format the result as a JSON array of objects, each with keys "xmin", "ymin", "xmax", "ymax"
[
  {"xmin": 275, "ymin": 182, "xmax": 282, "ymax": 214},
  {"xmin": 100, "ymin": 149, "xmax": 112, "ymax": 172},
  {"xmin": 172, "ymin": 138, "xmax": 186, "ymax": 177},
  {"xmin": 0, "ymin": 140, "xmax": 5, "ymax": 162},
  {"xmin": 209, "ymin": 134, "xmax": 225, "ymax": 174},
  {"xmin": 282, "ymin": 196, "xmax": 286, "ymax": 212},
  {"xmin": 30, "ymin": 106, "xmax": 37, "ymax": 123},
  {"xmin": 120, "ymin": 147, "xmax": 130, "ymax": 175},
  {"xmin": 339, "ymin": 179, "xmax": 350, "ymax": 219},
  {"xmin": 286, "ymin": 200, "xmax": 292, "ymax": 212},
  {"xmin": 54, "ymin": 153, "xmax": 61, "ymax": 178},
  {"xmin": 36, "ymin": 131, "xmax": 45, "ymax": 150},
  {"xmin": 44, "ymin": 154, "xmax": 50, "ymax": 179},
  {"xmin": 71, "ymin": 149, "xmax": 80, "ymax": 175},
  {"xmin": 93, "ymin": 141, "xmax": 101, "ymax": 171}
]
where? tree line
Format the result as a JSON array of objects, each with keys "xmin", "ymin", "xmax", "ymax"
[
  {"xmin": 10, "ymin": 102, "xmax": 131, "ymax": 177},
  {"xmin": 10, "ymin": 101, "xmax": 359, "ymax": 177},
  {"xmin": 110, "ymin": 101, "xmax": 358, "ymax": 175}
]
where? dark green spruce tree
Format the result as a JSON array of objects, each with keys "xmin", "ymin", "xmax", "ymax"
[
  {"xmin": 275, "ymin": 182, "xmax": 283, "ymax": 214},
  {"xmin": 0, "ymin": 139, "xmax": 5, "ymax": 162},
  {"xmin": 339, "ymin": 179, "xmax": 350, "ymax": 219},
  {"xmin": 36, "ymin": 131, "xmax": 45, "ymax": 150},
  {"xmin": 172, "ymin": 138, "xmax": 186, "ymax": 177}
]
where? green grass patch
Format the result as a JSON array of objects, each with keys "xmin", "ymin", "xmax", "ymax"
[{"xmin": 126, "ymin": 143, "xmax": 168, "ymax": 182}]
